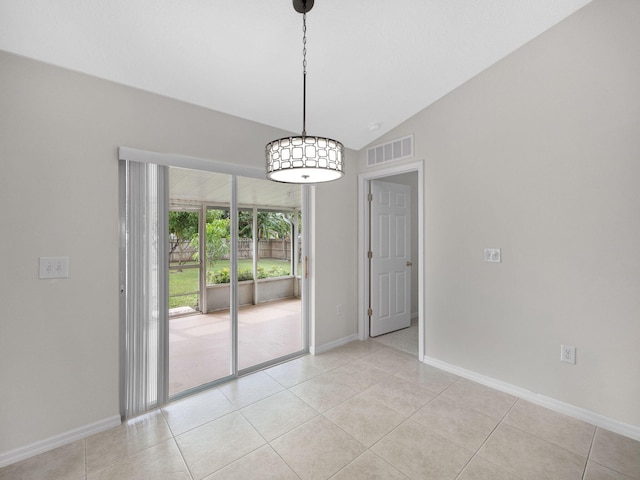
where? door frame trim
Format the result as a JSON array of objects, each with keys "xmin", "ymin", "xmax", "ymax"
[{"xmin": 357, "ymin": 161, "xmax": 424, "ymax": 360}]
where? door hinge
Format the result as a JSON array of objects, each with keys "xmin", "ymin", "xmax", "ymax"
[
  {"xmin": 367, "ymin": 251, "xmax": 373, "ymax": 259},
  {"xmin": 367, "ymin": 193, "xmax": 373, "ymax": 202},
  {"xmin": 367, "ymin": 308, "xmax": 373, "ymax": 316}
]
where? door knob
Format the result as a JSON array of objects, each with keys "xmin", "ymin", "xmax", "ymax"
[{"xmin": 406, "ymin": 261, "xmax": 412, "ymax": 267}]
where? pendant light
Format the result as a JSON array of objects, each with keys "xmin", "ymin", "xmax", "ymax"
[{"xmin": 265, "ymin": 0, "xmax": 345, "ymax": 184}]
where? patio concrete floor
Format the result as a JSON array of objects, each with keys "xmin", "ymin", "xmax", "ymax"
[{"xmin": 169, "ymin": 297, "xmax": 302, "ymax": 396}]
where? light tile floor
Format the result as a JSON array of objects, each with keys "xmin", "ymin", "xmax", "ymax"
[{"xmin": 2, "ymin": 340, "xmax": 639, "ymax": 480}]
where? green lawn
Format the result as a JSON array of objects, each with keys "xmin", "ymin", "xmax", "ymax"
[{"xmin": 168, "ymin": 258, "xmax": 294, "ymax": 310}]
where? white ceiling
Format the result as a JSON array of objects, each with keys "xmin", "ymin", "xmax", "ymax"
[{"xmin": 0, "ymin": 0, "xmax": 592, "ymax": 150}]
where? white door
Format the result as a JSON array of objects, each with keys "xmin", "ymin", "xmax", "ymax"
[{"xmin": 370, "ymin": 180, "xmax": 411, "ymax": 337}]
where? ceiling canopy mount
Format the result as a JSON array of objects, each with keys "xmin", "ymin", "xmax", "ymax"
[{"xmin": 292, "ymin": 0, "xmax": 314, "ymax": 14}]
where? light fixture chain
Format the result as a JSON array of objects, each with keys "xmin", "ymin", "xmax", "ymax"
[
  {"xmin": 302, "ymin": 12, "xmax": 307, "ymax": 74},
  {"xmin": 302, "ymin": 12, "xmax": 307, "ymax": 136}
]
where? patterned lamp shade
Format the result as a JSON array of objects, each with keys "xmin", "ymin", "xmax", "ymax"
[{"xmin": 266, "ymin": 135, "xmax": 344, "ymax": 184}]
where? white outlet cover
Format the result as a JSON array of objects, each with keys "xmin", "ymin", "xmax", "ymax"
[
  {"xmin": 484, "ymin": 248, "xmax": 501, "ymax": 263},
  {"xmin": 561, "ymin": 344, "xmax": 576, "ymax": 364}
]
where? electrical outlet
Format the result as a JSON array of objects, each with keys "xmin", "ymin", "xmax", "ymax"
[
  {"xmin": 336, "ymin": 304, "xmax": 343, "ymax": 316},
  {"xmin": 561, "ymin": 345, "xmax": 576, "ymax": 364}
]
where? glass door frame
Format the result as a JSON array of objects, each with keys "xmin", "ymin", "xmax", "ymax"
[
  {"xmin": 234, "ymin": 198, "xmax": 309, "ymax": 376},
  {"xmin": 232, "ymin": 176, "xmax": 310, "ymax": 378}
]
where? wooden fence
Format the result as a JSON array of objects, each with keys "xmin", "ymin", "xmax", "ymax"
[{"xmin": 169, "ymin": 238, "xmax": 297, "ymax": 263}]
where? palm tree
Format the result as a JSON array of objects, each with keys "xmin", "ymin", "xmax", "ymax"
[{"xmin": 238, "ymin": 211, "xmax": 292, "ymax": 239}]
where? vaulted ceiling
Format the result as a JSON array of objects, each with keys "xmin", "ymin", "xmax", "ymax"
[{"xmin": 0, "ymin": 0, "xmax": 592, "ymax": 150}]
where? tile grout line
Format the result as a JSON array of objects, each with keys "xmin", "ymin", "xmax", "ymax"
[
  {"xmin": 266, "ymin": 351, "xmax": 409, "ymax": 479},
  {"xmin": 235, "ymin": 377, "xmax": 347, "ymax": 479},
  {"xmin": 581, "ymin": 427, "xmax": 598, "ymax": 480},
  {"xmin": 171, "ymin": 436, "xmax": 196, "ymax": 480},
  {"xmin": 583, "ymin": 429, "xmax": 637, "ymax": 480},
  {"xmin": 430, "ymin": 382, "xmax": 477, "ymax": 480},
  {"xmin": 285, "ymin": 373, "xmax": 363, "ymax": 413},
  {"xmin": 267, "ymin": 437, "xmax": 303, "ymax": 480},
  {"xmin": 363, "ymin": 387, "xmax": 477, "ymax": 480},
  {"xmin": 359, "ymin": 368, "xmax": 464, "ymax": 470},
  {"xmin": 451, "ymin": 394, "xmax": 523, "ymax": 480},
  {"xmin": 261, "ymin": 386, "xmax": 312, "ymax": 480},
  {"xmin": 497, "ymin": 404, "xmax": 594, "ymax": 467},
  {"xmin": 258, "ymin": 397, "xmax": 358, "ymax": 480},
  {"xmin": 162, "ymin": 408, "xmax": 195, "ymax": 480}
]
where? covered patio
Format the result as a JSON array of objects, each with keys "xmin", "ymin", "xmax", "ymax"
[{"xmin": 169, "ymin": 297, "xmax": 303, "ymax": 396}]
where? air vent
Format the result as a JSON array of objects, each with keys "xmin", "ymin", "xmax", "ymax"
[{"xmin": 366, "ymin": 135, "xmax": 414, "ymax": 167}]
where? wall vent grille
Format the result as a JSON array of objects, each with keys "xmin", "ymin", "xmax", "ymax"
[{"xmin": 366, "ymin": 135, "xmax": 414, "ymax": 167}]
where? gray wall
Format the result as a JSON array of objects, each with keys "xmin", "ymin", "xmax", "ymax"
[
  {"xmin": 0, "ymin": 50, "xmax": 358, "ymax": 455},
  {"xmin": 360, "ymin": 0, "xmax": 640, "ymax": 428}
]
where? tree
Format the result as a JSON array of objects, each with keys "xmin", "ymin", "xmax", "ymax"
[
  {"xmin": 238, "ymin": 211, "xmax": 292, "ymax": 239},
  {"xmin": 169, "ymin": 211, "xmax": 199, "ymax": 269},
  {"xmin": 201, "ymin": 210, "xmax": 230, "ymax": 267}
]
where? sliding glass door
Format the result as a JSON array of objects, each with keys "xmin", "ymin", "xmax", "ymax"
[
  {"xmin": 121, "ymin": 155, "xmax": 309, "ymax": 414},
  {"xmin": 167, "ymin": 170, "xmax": 234, "ymax": 396},
  {"xmin": 237, "ymin": 176, "xmax": 306, "ymax": 372},
  {"xmin": 168, "ymin": 203, "xmax": 234, "ymax": 396}
]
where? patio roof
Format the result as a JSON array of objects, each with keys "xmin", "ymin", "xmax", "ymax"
[{"xmin": 169, "ymin": 167, "xmax": 302, "ymax": 210}]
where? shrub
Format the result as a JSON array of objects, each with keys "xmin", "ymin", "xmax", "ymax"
[
  {"xmin": 209, "ymin": 268, "xmax": 231, "ymax": 284},
  {"xmin": 208, "ymin": 265, "xmax": 290, "ymax": 284},
  {"xmin": 238, "ymin": 268, "xmax": 254, "ymax": 281},
  {"xmin": 257, "ymin": 265, "xmax": 289, "ymax": 279}
]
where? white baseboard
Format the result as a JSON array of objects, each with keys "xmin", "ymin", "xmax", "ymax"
[
  {"xmin": 312, "ymin": 334, "xmax": 359, "ymax": 355},
  {"xmin": 422, "ymin": 355, "xmax": 640, "ymax": 442},
  {"xmin": 0, "ymin": 415, "xmax": 121, "ymax": 468}
]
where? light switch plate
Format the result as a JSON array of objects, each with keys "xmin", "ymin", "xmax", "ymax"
[
  {"xmin": 39, "ymin": 256, "xmax": 69, "ymax": 279},
  {"xmin": 484, "ymin": 248, "xmax": 501, "ymax": 263}
]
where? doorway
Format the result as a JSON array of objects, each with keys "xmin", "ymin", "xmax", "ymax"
[{"xmin": 358, "ymin": 161, "xmax": 424, "ymax": 360}]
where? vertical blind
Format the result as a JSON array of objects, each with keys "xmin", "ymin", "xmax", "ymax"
[{"xmin": 120, "ymin": 160, "xmax": 168, "ymax": 417}]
